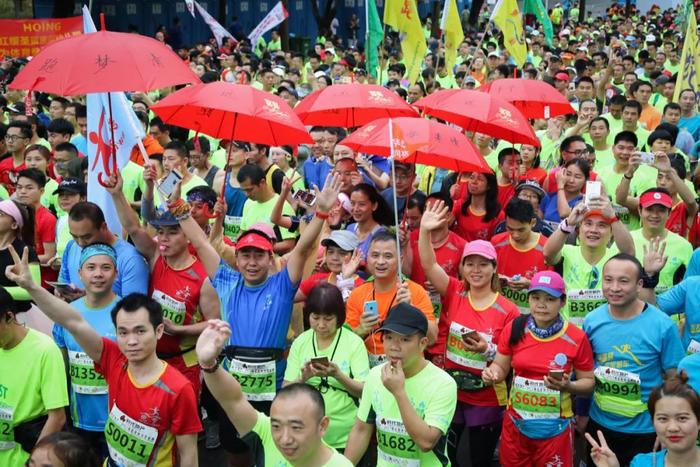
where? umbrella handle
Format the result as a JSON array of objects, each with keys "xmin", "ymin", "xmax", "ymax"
[{"xmin": 97, "ymin": 172, "xmax": 110, "ymax": 188}]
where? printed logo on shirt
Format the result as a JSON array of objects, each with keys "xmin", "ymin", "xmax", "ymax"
[
  {"xmin": 0, "ymin": 385, "xmax": 7, "ymax": 399},
  {"xmin": 139, "ymin": 407, "xmax": 161, "ymax": 426},
  {"xmin": 611, "ymin": 344, "xmax": 642, "ymax": 366},
  {"xmin": 175, "ymin": 286, "xmax": 192, "ymax": 302},
  {"xmin": 545, "ymin": 455, "xmax": 565, "ymax": 467}
]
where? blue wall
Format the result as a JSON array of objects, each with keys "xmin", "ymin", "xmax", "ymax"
[{"xmin": 33, "ymin": 0, "xmax": 472, "ymax": 49}]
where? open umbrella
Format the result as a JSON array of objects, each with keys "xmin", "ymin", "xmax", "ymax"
[
  {"xmin": 294, "ymin": 83, "xmax": 418, "ymax": 127},
  {"xmin": 343, "ymin": 117, "xmax": 491, "ymax": 277},
  {"xmin": 413, "ymin": 89, "xmax": 540, "ymax": 147},
  {"xmin": 151, "ymin": 82, "xmax": 312, "ymax": 145},
  {"xmin": 478, "ymin": 78, "xmax": 575, "ymax": 119}
]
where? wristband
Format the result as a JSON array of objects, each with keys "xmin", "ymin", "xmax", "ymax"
[
  {"xmin": 641, "ymin": 271, "xmax": 660, "ymax": 289},
  {"xmin": 315, "ymin": 210, "xmax": 330, "ymax": 220},
  {"xmin": 200, "ymin": 360, "xmax": 220, "ymax": 373},
  {"xmin": 559, "ymin": 219, "xmax": 575, "ymax": 234},
  {"xmin": 623, "ymin": 174, "xmax": 633, "ymax": 180}
]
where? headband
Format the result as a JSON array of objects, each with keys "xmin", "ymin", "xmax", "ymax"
[
  {"xmin": 0, "ymin": 200, "xmax": 23, "ymax": 229},
  {"xmin": 80, "ymin": 244, "xmax": 117, "ymax": 268}
]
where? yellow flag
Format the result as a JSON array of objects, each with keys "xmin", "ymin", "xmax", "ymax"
[
  {"xmin": 673, "ymin": 9, "xmax": 699, "ymax": 102},
  {"xmin": 491, "ymin": 0, "xmax": 527, "ymax": 68},
  {"xmin": 440, "ymin": 0, "xmax": 464, "ymax": 78},
  {"xmin": 383, "ymin": 0, "xmax": 427, "ymax": 84}
]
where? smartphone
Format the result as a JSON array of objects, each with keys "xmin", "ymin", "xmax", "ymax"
[
  {"xmin": 158, "ymin": 170, "xmax": 183, "ymax": 199},
  {"xmin": 462, "ymin": 330, "xmax": 479, "ymax": 341},
  {"xmin": 363, "ymin": 300, "xmax": 378, "ymax": 317},
  {"xmin": 293, "ymin": 189, "xmax": 317, "ymax": 207},
  {"xmin": 46, "ymin": 281, "xmax": 74, "ymax": 292},
  {"xmin": 639, "ymin": 152, "xmax": 655, "ymax": 165},
  {"xmin": 549, "ymin": 369, "xmax": 565, "ymax": 380},
  {"xmin": 585, "ymin": 180, "xmax": 602, "ymax": 205},
  {"xmin": 310, "ymin": 356, "xmax": 329, "ymax": 366}
]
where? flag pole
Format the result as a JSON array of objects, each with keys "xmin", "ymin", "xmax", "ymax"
[
  {"xmin": 461, "ymin": 21, "xmax": 492, "ymax": 88},
  {"xmin": 379, "ymin": 23, "xmax": 388, "ymax": 85},
  {"xmin": 388, "ymin": 118, "xmax": 403, "ymax": 279}
]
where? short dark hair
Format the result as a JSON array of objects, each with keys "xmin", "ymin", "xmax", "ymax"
[
  {"xmin": 560, "ymin": 135, "xmax": 586, "ymax": 153},
  {"xmin": 304, "ymin": 282, "xmax": 346, "ymax": 325},
  {"xmin": 590, "ymin": 116, "xmax": 610, "ymax": 131},
  {"xmin": 575, "ymin": 76, "xmax": 594, "ymax": 88},
  {"xmin": 110, "ymin": 293, "xmax": 163, "ymax": 330},
  {"xmin": 614, "ymin": 130, "xmax": 638, "ymax": 147},
  {"xmin": 7, "ymin": 121, "xmax": 32, "ymax": 139},
  {"xmin": 69, "ymin": 202, "xmax": 106, "ymax": 229},
  {"xmin": 75, "ymin": 104, "xmax": 87, "ymax": 119},
  {"xmin": 648, "ymin": 129, "xmax": 673, "ymax": 147},
  {"xmin": 33, "ymin": 432, "xmax": 101, "ymax": 467},
  {"xmin": 604, "ymin": 253, "xmax": 643, "ymax": 281},
  {"xmin": 663, "ymin": 102, "xmax": 681, "ymax": 114},
  {"xmin": 164, "ymin": 141, "xmax": 188, "ymax": 159},
  {"xmin": 630, "ymin": 80, "xmax": 653, "ymax": 94},
  {"xmin": 0, "ymin": 287, "xmax": 18, "ymax": 320},
  {"xmin": 50, "ymin": 96, "xmax": 70, "ymax": 108},
  {"xmin": 185, "ymin": 136, "xmax": 211, "ymax": 154},
  {"xmin": 17, "ymin": 168, "xmax": 47, "ymax": 188},
  {"xmin": 369, "ymin": 231, "xmax": 397, "ymax": 249},
  {"xmin": 237, "ymin": 163, "xmax": 266, "ymax": 185},
  {"xmin": 623, "ymin": 100, "xmax": 642, "ymax": 114},
  {"xmin": 54, "ymin": 142, "xmax": 79, "ymax": 158},
  {"xmin": 498, "ymin": 148, "xmax": 520, "ymax": 166},
  {"xmin": 149, "ymin": 117, "xmax": 169, "ymax": 133},
  {"xmin": 47, "ymin": 118, "xmax": 74, "ymax": 136},
  {"xmin": 505, "ymin": 197, "xmax": 536, "ymax": 223},
  {"xmin": 275, "ymin": 383, "xmax": 326, "ymax": 420},
  {"xmin": 427, "ymin": 191, "xmax": 454, "ymax": 211},
  {"xmin": 406, "ymin": 191, "xmax": 427, "ymax": 214},
  {"xmin": 609, "ymin": 94, "xmax": 627, "ymax": 106}
]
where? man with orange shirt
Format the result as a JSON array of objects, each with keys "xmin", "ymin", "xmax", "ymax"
[
  {"xmin": 346, "ymin": 232, "xmax": 437, "ymax": 367},
  {"xmin": 129, "ymin": 111, "xmax": 164, "ymax": 166},
  {"xmin": 632, "ymin": 80, "xmax": 661, "ymax": 130},
  {"xmin": 491, "ymin": 198, "xmax": 551, "ymax": 313}
]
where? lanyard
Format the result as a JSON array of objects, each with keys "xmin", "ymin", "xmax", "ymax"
[
  {"xmin": 312, "ymin": 327, "xmax": 343, "ymax": 390},
  {"xmin": 372, "ymin": 284, "xmax": 398, "ymax": 316}
]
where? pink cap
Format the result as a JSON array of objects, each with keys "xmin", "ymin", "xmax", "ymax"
[
  {"xmin": 248, "ymin": 222, "xmax": 276, "ymax": 241},
  {"xmin": 462, "ymin": 240, "xmax": 497, "ymax": 261},
  {"xmin": 528, "ymin": 271, "xmax": 566, "ymax": 298}
]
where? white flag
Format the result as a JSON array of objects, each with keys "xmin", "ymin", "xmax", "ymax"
[
  {"xmin": 248, "ymin": 1, "xmax": 288, "ymax": 48},
  {"xmin": 194, "ymin": 0, "xmax": 234, "ymax": 46},
  {"xmin": 83, "ymin": 6, "xmax": 145, "ymax": 237},
  {"xmin": 185, "ymin": 0, "xmax": 196, "ymax": 18}
]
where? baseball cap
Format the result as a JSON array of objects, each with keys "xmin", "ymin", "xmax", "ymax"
[
  {"xmin": 276, "ymin": 85, "xmax": 298, "ymax": 99},
  {"xmin": 314, "ymin": 70, "xmax": 327, "ymax": 79},
  {"xmin": 555, "ymin": 72, "xmax": 570, "ymax": 81},
  {"xmin": 377, "ymin": 303, "xmax": 428, "ymax": 336},
  {"xmin": 516, "ymin": 180, "xmax": 545, "ymax": 199},
  {"xmin": 488, "ymin": 51, "xmax": 499, "ymax": 58},
  {"xmin": 217, "ymin": 53, "xmax": 231, "ymax": 60},
  {"xmin": 272, "ymin": 66, "xmax": 286, "ymax": 77},
  {"xmin": 582, "ymin": 209, "xmax": 616, "ymax": 223},
  {"xmin": 321, "ymin": 230, "xmax": 359, "ymax": 252},
  {"xmin": 462, "ymin": 240, "xmax": 497, "ymax": 261},
  {"xmin": 6, "ymin": 102, "xmax": 26, "ymax": 114},
  {"xmin": 639, "ymin": 191, "xmax": 673, "ymax": 209},
  {"xmin": 654, "ymin": 75, "xmax": 670, "ymax": 86},
  {"xmin": 148, "ymin": 210, "xmax": 179, "ymax": 227},
  {"xmin": 53, "ymin": 177, "xmax": 87, "ymax": 196},
  {"xmin": 236, "ymin": 231, "xmax": 274, "ymax": 253},
  {"xmin": 645, "ymin": 34, "xmax": 656, "ymax": 43},
  {"xmin": 248, "ymin": 222, "xmax": 276, "ymax": 242},
  {"xmin": 464, "ymin": 76, "xmax": 477, "ymax": 86},
  {"xmin": 528, "ymin": 271, "xmax": 566, "ymax": 298},
  {"xmin": 232, "ymin": 141, "xmax": 252, "ymax": 151}
]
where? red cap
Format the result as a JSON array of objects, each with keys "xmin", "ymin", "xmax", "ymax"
[
  {"xmin": 235, "ymin": 232, "xmax": 273, "ymax": 253},
  {"xmin": 639, "ymin": 191, "xmax": 673, "ymax": 209},
  {"xmin": 555, "ymin": 72, "xmax": 570, "ymax": 81}
]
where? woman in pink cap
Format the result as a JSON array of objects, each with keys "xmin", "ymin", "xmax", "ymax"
[
  {"xmin": 418, "ymin": 200, "xmax": 520, "ymax": 466},
  {"xmin": 482, "ymin": 270, "xmax": 595, "ymax": 467},
  {"xmin": 0, "ymin": 199, "xmax": 40, "ymax": 307}
]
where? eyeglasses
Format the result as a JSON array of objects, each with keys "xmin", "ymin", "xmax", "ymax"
[
  {"xmin": 4, "ymin": 134, "xmax": 27, "ymax": 142},
  {"xmin": 564, "ymin": 149, "xmax": 591, "ymax": 157}
]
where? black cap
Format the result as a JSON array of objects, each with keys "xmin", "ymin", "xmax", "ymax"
[
  {"xmin": 232, "ymin": 141, "xmax": 252, "ymax": 151},
  {"xmin": 53, "ymin": 177, "xmax": 87, "ymax": 196},
  {"xmin": 377, "ymin": 303, "xmax": 428, "ymax": 336}
]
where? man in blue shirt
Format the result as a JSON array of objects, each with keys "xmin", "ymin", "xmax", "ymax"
[
  {"xmin": 58, "ymin": 202, "xmax": 149, "ymax": 302},
  {"xmin": 303, "ymin": 127, "xmax": 334, "ymax": 191},
  {"xmin": 53, "ymin": 243, "xmax": 120, "ymax": 458},
  {"xmin": 583, "ymin": 253, "xmax": 685, "ymax": 466},
  {"xmin": 678, "ymin": 89, "xmax": 700, "ymax": 141},
  {"xmin": 178, "ymin": 173, "xmax": 342, "ymax": 461}
]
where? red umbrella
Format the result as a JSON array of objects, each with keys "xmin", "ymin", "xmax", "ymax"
[
  {"xmin": 342, "ymin": 117, "xmax": 492, "ymax": 174},
  {"xmin": 294, "ymin": 83, "xmax": 418, "ymax": 127},
  {"xmin": 414, "ymin": 89, "xmax": 540, "ymax": 147},
  {"xmin": 478, "ymin": 78, "xmax": 575, "ymax": 119},
  {"xmin": 151, "ymin": 82, "xmax": 312, "ymax": 145},
  {"xmin": 9, "ymin": 23, "xmax": 199, "ymax": 95}
]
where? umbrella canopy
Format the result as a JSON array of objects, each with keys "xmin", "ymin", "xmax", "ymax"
[
  {"xmin": 343, "ymin": 117, "xmax": 492, "ymax": 173},
  {"xmin": 414, "ymin": 89, "xmax": 540, "ymax": 147},
  {"xmin": 478, "ymin": 78, "xmax": 575, "ymax": 119},
  {"xmin": 294, "ymin": 83, "xmax": 418, "ymax": 127},
  {"xmin": 9, "ymin": 30, "xmax": 199, "ymax": 95},
  {"xmin": 151, "ymin": 82, "xmax": 312, "ymax": 145}
]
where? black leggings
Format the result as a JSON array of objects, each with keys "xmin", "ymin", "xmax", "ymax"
[{"xmin": 448, "ymin": 421, "xmax": 502, "ymax": 467}]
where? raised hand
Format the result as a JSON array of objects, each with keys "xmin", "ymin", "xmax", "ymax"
[
  {"xmin": 420, "ymin": 200, "xmax": 450, "ymax": 232},
  {"xmin": 584, "ymin": 430, "xmax": 620, "ymax": 467},
  {"xmin": 4, "ymin": 245, "xmax": 34, "ymax": 289},
  {"xmin": 103, "ymin": 170, "xmax": 124, "ymax": 195},
  {"xmin": 652, "ymin": 152, "xmax": 671, "ymax": 173},
  {"xmin": 341, "ymin": 249, "xmax": 362, "ymax": 278},
  {"xmin": 196, "ymin": 320, "xmax": 230, "ymax": 366},
  {"xmin": 315, "ymin": 173, "xmax": 343, "ymax": 213},
  {"xmin": 643, "ymin": 236, "xmax": 667, "ymax": 276},
  {"xmin": 566, "ymin": 202, "xmax": 589, "ymax": 227},
  {"xmin": 395, "ymin": 280, "xmax": 412, "ymax": 304}
]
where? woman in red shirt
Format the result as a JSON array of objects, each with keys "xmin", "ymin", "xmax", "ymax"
[
  {"xmin": 517, "ymin": 144, "xmax": 547, "ymax": 186},
  {"xmin": 419, "ymin": 200, "xmax": 520, "ymax": 467},
  {"xmin": 452, "ymin": 172, "xmax": 504, "ymax": 242}
]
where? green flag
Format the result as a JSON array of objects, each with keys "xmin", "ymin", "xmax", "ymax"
[
  {"xmin": 366, "ymin": 0, "xmax": 383, "ymax": 79},
  {"xmin": 523, "ymin": 0, "xmax": 553, "ymax": 47}
]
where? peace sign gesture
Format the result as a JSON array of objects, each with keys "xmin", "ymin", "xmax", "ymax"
[
  {"xmin": 4, "ymin": 244, "xmax": 35, "ymax": 290},
  {"xmin": 584, "ymin": 430, "xmax": 620, "ymax": 467}
]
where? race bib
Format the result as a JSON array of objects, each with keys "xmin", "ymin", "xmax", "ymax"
[
  {"xmin": 368, "ymin": 354, "xmax": 387, "ymax": 368},
  {"xmin": 612, "ymin": 204, "xmax": 631, "ymax": 226},
  {"xmin": 445, "ymin": 322, "xmax": 490, "ymax": 370},
  {"xmin": 567, "ymin": 289, "xmax": 606, "ymax": 327},
  {"xmin": 687, "ymin": 339, "xmax": 700, "ymax": 355},
  {"xmin": 224, "ymin": 215, "xmax": 242, "ymax": 239},
  {"xmin": 68, "ymin": 350, "xmax": 107, "ymax": 395},
  {"xmin": 228, "ymin": 359, "xmax": 276, "ymax": 401},
  {"xmin": 501, "ymin": 287, "xmax": 530, "ymax": 314},
  {"xmin": 0, "ymin": 405, "xmax": 14, "ymax": 451},
  {"xmin": 152, "ymin": 289, "xmax": 186, "ymax": 326},
  {"xmin": 376, "ymin": 417, "xmax": 420, "ymax": 466},
  {"xmin": 429, "ymin": 292, "xmax": 443, "ymax": 320},
  {"xmin": 511, "ymin": 376, "xmax": 561, "ymax": 420},
  {"xmin": 594, "ymin": 366, "xmax": 644, "ymax": 417},
  {"xmin": 105, "ymin": 404, "xmax": 157, "ymax": 467}
]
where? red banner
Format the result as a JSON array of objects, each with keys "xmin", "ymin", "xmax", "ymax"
[{"xmin": 0, "ymin": 16, "xmax": 82, "ymax": 58}]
